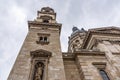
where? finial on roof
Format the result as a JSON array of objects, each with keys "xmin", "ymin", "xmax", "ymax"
[{"xmin": 81, "ymin": 28, "xmax": 85, "ymax": 31}]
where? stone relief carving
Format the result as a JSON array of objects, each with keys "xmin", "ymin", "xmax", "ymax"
[
  {"xmin": 34, "ymin": 62, "xmax": 44, "ymax": 80},
  {"xmin": 29, "ymin": 49, "xmax": 52, "ymax": 80}
]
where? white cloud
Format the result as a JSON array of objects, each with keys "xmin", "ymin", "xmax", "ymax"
[{"xmin": 10, "ymin": 5, "xmax": 26, "ymax": 23}]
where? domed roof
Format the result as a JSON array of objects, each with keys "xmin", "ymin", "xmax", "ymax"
[
  {"xmin": 71, "ymin": 27, "xmax": 85, "ymax": 36},
  {"xmin": 72, "ymin": 27, "xmax": 79, "ymax": 32}
]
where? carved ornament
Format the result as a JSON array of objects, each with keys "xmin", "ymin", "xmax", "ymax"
[{"xmin": 30, "ymin": 49, "xmax": 52, "ymax": 58}]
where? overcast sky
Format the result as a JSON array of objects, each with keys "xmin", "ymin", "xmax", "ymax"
[{"xmin": 1, "ymin": 0, "xmax": 120, "ymax": 80}]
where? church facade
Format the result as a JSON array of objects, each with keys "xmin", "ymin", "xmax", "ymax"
[{"xmin": 8, "ymin": 7, "xmax": 120, "ymax": 80}]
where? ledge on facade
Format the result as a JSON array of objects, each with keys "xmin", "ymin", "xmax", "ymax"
[
  {"xmin": 74, "ymin": 49, "xmax": 105, "ymax": 56},
  {"xmin": 28, "ymin": 21, "xmax": 62, "ymax": 28},
  {"xmin": 36, "ymin": 41, "xmax": 49, "ymax": 45},
  {"xmin": 92, "ymin": 62, "xmax": 106, "ymax": 65},
  {"xmin": 92, "ymin": 62, "xmax": 106, "ymax": 69},
  {"xmin": 28, "ymin": 21, "xmax": 62, "ymax": 35},
  {"xmin": 74, "ymin": 48, "xmax": 100, "ymax": 52},
  {"xmin": 81, "ymin": 26, "xmax": 120, "ymax": 49},
  {"xmin": 62, "ymin": 52, "xmax": 75, "ymax": 60},
  {"xmin": 62, "ymin": 50, "xmax": 105, "ymax": 60},
  {"xmin": 112, "ymin": 52, "xmax": 120, "ymax": 55}
]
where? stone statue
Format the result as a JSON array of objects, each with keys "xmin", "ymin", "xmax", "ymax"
[{"xmin": 34, "ymin": 63, "xmax": 44, "ymax": 80}]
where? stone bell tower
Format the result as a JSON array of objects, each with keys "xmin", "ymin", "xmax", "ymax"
[{"xmin": 8, "ymin": 7, "xmax": 66, "ymax": 80}]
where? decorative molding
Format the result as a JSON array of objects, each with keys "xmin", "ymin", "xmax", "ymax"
[
  {"xmin": 29, "ymin": 58, "xmax": 48, "ymax": 80},
  {"xmin": 94, "ymin": 38, "xmax": 120, "ymax": 44},
  {"xmin": 30, "ymin": 49, "xmax": 52, "ymax": 58},
  {"xmin": 92, "ymin": 62, "xmax": 106, "ymax": 69},
  {"xmin": 28, "ymin": 21, "xmax": 62, "ymax": 28},
  {"xmin": 74, "ymin": 51, "xmax": 105, "ymax": 56},
  {"xmin": 37, "ymin": 33, "xmax": 50, "ymax": 36},
  {"xmin": 92, "ymin": 62, "xmax": 106, "ymax": 65},
  {"xmin": 29, "ymin": 49, "xmax": 52, "ymax": 80},
  {"xmin": 28, "ymin": 21, "xmax": 62, "ymax": 35},
  {"xmin": 62, "ymin": 50, "xmax": 105, "ymax": 60},
  {"xmin": 40, "ymin": 15, "xmax": 52, "ymax": 20},
  {"xmin": 36, "ymin": 41, "xmax": 49, "ymax": 45},
  {"xmin": 82, "ymin": 27, "xmax": 120, "ymax": 49},
  {"xmin": 112, "ymin": 52, "xmax": 120, "ymax": 55},
  {"xmin": 62, "ymin": 53, "xmax": 75, "ymax": 60}
]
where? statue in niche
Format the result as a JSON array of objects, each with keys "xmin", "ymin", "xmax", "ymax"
[{"xmin": 34, "ymin": 62, "xmax": 44, "ymax": 80}]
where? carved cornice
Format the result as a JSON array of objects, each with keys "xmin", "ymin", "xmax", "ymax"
[
  {"xmin": 112, "ymin": 52, "xmax": 120, "ymax": 55},
  {"xmin": 74, "ymin": 50, "xmax": 105, "ymax": 56},
  {"xmin": 28, "ymin": 21, "xmax": 62, "ymax": 35},
  {"xmin": 36, "ymin": 41, "xmax": 49, "ymax": 45},
  {"xmin": 92, "ymin": 62, "xmax": 106, "ymax": 69},
  {"xmin": 28, "ymin": 21, "xmax": 62, "ymax": 28},
  {"xmin": 82, "ymin": 27, "xmax": 120, "ymax": 49},
  {"xmin": 62, "ymin": 52, "xmax": 75, "ymax": 60},
  {"xmin": 62, "ymin": 50, "xmax": 105, "ymax": 60},
  {"xmin": 94, "ymin": 38, "xmax": 120, "ymax": 44},
  {"xmin": 30, "ymin": 49, "xmax": 52, "ymax": 58},
  {"xmin": 89, "ymin": 26, "xmax": 120, "ymax": 31},
  {"xmin": 37, "ymin": 33, "xmax": 50, "ymax": 36},
  {"xmin": 38, "ymin": 11, "xmax": 56, "ymax": 15},
  {"xmin": 92, "ymin": 62, "xmax": 106, "ymax": 65}
]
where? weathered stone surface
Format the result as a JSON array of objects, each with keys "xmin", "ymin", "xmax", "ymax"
[
  {"xmin": 8, "ymin": 7, "xmax": 120, "ymax": 80},
  {"xmin": 8, "ymin": 7, "xmax": 65, "ymax": 80}
]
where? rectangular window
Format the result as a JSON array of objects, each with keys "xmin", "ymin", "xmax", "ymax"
[{"xmin": 36, "ymin": 33, "xmax": 50, "ymax": 45}]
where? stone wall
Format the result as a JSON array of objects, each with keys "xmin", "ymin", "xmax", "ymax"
[
  {"xmin": 8, "ymin": 25, "xmax": 66, "ymax": 80},
  {"xmin": 63, "ymin": 59, "xmax": 81, "ymax": 80},
  {"xmin": 97, "ymin": 41, "xmax": 120, "ymax": 80},
  {"xmin": 77, "ymin": 54, "xmax": 107, "ymax": 80}
]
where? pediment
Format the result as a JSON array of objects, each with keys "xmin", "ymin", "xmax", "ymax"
[
  {"xmin": 30, "ymin": 49, "xmax": 52, "ymax": 58},
  {"xmin": 82, "ymin": 27, "xmax": 120, "ymax": 49},
  {"xmin": 89, "ymin": 26, "xmax": 120, "ymax": 34}
]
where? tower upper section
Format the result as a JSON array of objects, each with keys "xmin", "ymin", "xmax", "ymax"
[
  {"xmin": 36, "ymin": 7, "xmax": 56, "ymax": 23},
  {"xmin": 28, "ymin": 7, "xmax": 62, "ymax": 34}
]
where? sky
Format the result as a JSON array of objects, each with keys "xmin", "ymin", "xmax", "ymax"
[{"xmin": 1, "ymin": 0, "xmax": 120, "ymax": 80}]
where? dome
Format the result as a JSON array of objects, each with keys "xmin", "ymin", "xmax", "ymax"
[
  {"xmin": 71, "ymin": 27, "xmax": 85, "ymax": 36},
  {"xmin": 72, "ymin": 27, "xmax": 79, "ymax": 32}
]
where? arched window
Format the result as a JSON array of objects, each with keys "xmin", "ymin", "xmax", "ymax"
[{"xmin": 99, "ymin": 70, "xmax": 110, "ymax": 80}]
